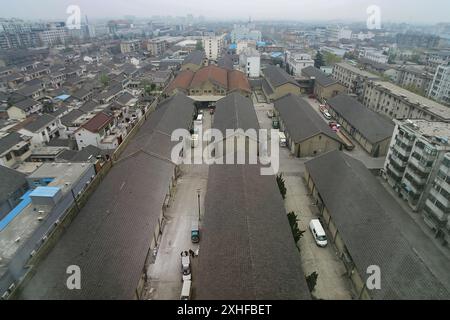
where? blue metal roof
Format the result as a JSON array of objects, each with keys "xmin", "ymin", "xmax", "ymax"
[
  {"xmin": 270, "ymin": 52, "xmax": 284, "ymax": 58},
  {"xmin": 55, "ymin": 94, "xmax": 70, "ymax": 101},
  {"xmin": 0, "ymin": 190, "xmax": 32, "ymax": 231},
  {"xmin": 29, "ymin": 186, "xmax": 61, "ymax": 198}
]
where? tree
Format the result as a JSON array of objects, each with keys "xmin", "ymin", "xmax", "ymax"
[
  {"xmin": 196, "ymin": 40, "xmax": 203, "ymax": 51},
  {"xmin": 287, "ymin": 212, "xmax": 305, "ymax": 243},
  {"xmin": 323, "ymin": 52, "xmax": 342, "ymax": 66},
  {"xmin": 343, "ymin": 51, "xmax": 357, "ymax": 60},
  {"xmin": 276, "ymin": 173, "xmax": 287, "ymax": 199},
  {"xmin": 306, "ymin": 272, "xmax": 319, "ymax": 293},
  {"xmin": 314, "ymin": 51, "xmax": 325, "ymax": 69},
  {"xmin": 100, "ymin": 74, "xmax": 110, "ymax": 87}
]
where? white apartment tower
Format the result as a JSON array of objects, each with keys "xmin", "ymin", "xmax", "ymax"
[{"xmin": 203, "ymin": 33, "xmax": 226, "ymax": 61}]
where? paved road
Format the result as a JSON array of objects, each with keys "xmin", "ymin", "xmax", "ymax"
[
  {"xmin": 146, "ymin": 112, "xmax": 212, "ymax": 300},
  {"xmin": 254, "ymin": 102, "xmax": 354, "ymax": 300}
]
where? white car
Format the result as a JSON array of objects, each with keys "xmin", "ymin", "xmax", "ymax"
[
  {"xmin": 309, "ymin": 219, "xmax": 328, "ymax": 247},
  {"xmin": 322, "ymin": 111, "xmax": 332, "ymax": 120}
]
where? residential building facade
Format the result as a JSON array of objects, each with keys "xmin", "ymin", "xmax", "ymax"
[
  {"xmin": 239, "ymin": 47, "xmax": 260, "ymax": 78},
  {"xmin": 429, "ymin": 64, "xmax": 450, "ymax": 105},
  {"xmin": 383, "ymin": 119, "xmax": 450, "ymax": 213},
  {"xmin": 332, "ymin": 62, "xmax": 380, "ymax": 97},
  {"xmin": 202, "ymin": 33, "xmax": 225, "ymax": 61},
  {"xmin": 363, "ymin": 81, "xmax": 450, "ymax": 122}
]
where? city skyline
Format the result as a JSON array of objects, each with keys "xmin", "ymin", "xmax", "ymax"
[{"xmin": 0, "ymin": 0, "xmax": 450, "ymax": 24}]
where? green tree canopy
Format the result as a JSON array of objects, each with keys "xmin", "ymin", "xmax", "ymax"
[
  {"xmin": 196, "ymin": 40, "xmax": 203, "ymax": 51},
  {"xmin": 314, "ymin": 51, "xmax": 325, "ymax": 68}
]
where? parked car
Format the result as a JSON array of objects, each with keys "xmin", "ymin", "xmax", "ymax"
[
  {"xmin": 309, "ymin": 219, "xmax": 328, "ymax": 247},
  {"xmin": 191, "ymin": 220, "xmax": 200, "ymax": 243},
  {"xmin": 209, "ymin": 108, "xmax": 215, "ymax": 115},
  {"xmin": 329, "ymin": 121, "xmax": 341, "ymax": 132},
  {"xmin": 267, "ymin": 110, "xmax": 274, "ymax": 118},
  {"xmin": 322, "ymin": 110, "xmax": 332, "ymax": 120}
]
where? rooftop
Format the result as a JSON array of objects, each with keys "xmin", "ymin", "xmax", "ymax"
[
  {"xmin": 328, "ymin": 94, "xmax": 395, "ymax": 143},
  {"xmin": 274, "ymin": 94, "xmax": 341, "ymax": 143},
  {"xmin": 263, "ymin": 65, "xmax": 299, "ymax": 88},
  {"xmin": 305, "ymin": 150, "xmax": 450, "ymax": 299},
  {"xmin": 370, "ymin": 81, "xmax": 450, "ymax": 121},
  {"xmin": 399, "ymin": 119, "xmax": 450, "ymax": 147},
  {"xmin": 335, "ymin": 62, "xmax": 381, "ymax": 79},
  {"xmin": 302, "ymin": 66, "xmax": 339, "ymax": 87},
  {"xmin": 182, "ymin": 50, "xmax": 205, "ymax": 66}
]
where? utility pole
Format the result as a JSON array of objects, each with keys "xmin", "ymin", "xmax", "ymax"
[{"xmin": 197, "ymin": 188, "xmax": 201, "ymax": 221}]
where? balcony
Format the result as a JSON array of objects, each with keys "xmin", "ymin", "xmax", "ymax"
[
  {"xmin": 393, "ymin": 142, "xmax": 412, "ymax": 158},
  {"xmin": 409, "ymin": 156, "xmax": 432, "ymax": 174},
  {"xmin": 424, "ymin": 199, "xmax": 448, "ymax": 224},
  {"xmin": 389, "ymin": 154, "xmax": 407, "ymax": 168},
  {"xmin": 405, "ymin": 168, "xmax": 428, "ymax": 186},
  {"xmin": 387, "ymin": 163, "xmax": 405, "ymax": 179},
  {"xmin": 396, "ymin": 134, "xmax": 414, "ymax": 147},
  {"xmin": 430, "ymin": 188, "xmax": 450, "ymax": 211}
]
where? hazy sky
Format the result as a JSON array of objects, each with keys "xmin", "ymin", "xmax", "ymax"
[{"xmin": 0, "ymin": 0, "xmax": 449, "ymax": 23}]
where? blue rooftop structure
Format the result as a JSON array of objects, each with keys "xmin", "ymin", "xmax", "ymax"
[
  {"xmin": 229, "ymin": 43, "xmax": 237, "ymax": 50},
  {"xmin": 257, "ymin": 41, "xmax": 266, "ymax": 47},
  {"xmin": 30, "ymin": 186, "xmax": 61, "ymax": 198},
  {"xmin": 270, "ymin": 52, "xmax": 284, "ymax": 59},
  {"xmin": 0, "ymin": 190, "xmax": 32, "ymax": 232},
  {"xmin": 55, "ymin": 94, "xmax": 70, "ymax": 101}
]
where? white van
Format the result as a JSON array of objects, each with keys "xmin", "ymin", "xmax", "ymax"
[
  {"xmin": 196, "ymin": 114, "xmax": 203, "ymax": 122},
  {"xmin": 309, "ymin": 219, "xmax": 328, "ymax": 247},
  {"xmin": 278, "ymin": 132, "xmax": 287, "ymax": 147},
  {"xmin": 180, "ymin": 280, "xmax": 192, "ymax": 300}
]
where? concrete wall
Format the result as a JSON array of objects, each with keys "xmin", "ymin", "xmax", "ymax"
[
  {"xmin": 271, "ymin": 83, "xmax": 301, "ymax": 101},
  {"xmin": 297, "ymin": 134, "xmax": 341, "ymax": 158},
  {"xmin": 315, "ymin": 83, "xmax": 346, "ymax": 102}
]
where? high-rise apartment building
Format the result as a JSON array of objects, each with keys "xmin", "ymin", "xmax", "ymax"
[
  {"xmin": 429, "ymin": 64, "xmax": 450, "ymax": 105},
  {"xmin": 383, "ymin": 119, "xmax": 450, "ymax": 213}
]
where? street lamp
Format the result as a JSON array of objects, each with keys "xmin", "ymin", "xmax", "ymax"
[{"xmin": 197, "ymin": 188, "xmax": 201, "ymax": 221}]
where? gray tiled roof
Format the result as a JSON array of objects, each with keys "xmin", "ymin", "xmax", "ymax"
[
  {"xmin": 0, "ymin": 165, "xmax": 27, "ymax": 205},
  {"xmin": 263, "ymin": 65, "xmax": 299, "ymax": 88},
  {"xmin": 197, "ymin": 163, "xmax": 311, "ymax": 300},
  {"xmin": 302, "ymin": 66, "xmax": 338, "ymax": 87},
  {"xmin": 327, "ymin": 94, "xmax": 394, "ymax": 143},
  {"xmin": 121, "ymin": 92, "xmax": 196, "ymax": 160},
  {"xmin": 22, "ymin": 114, "xmax": 56, "ymax": 133},
  {"xmin": 13, "ymin": 98, "xmax": 40, "ymax": 111},
  {"xmin": 18, "ymin": 93, "xmax": 195, "ymax": 300},
  {"xmin": 196, "ymin": 92, "xmax": 310, "ymax": 300},
  {"xmin": 213, "ymin": 93, "xmax": 259, "ymax": 134},
  {"xmin": 305, "ymin": 151, "xmax": 450, "ymax": 299},
  {"xmin": 218, "ymin": 54, "xmax": 234, "ymax": 70},
  {"xmin": 274, "ymin": 94, "xmax": 341, "ymax": 143},
  {"xmin": 60, "ymin": 109, "xmax": 85, "ymax": 127},
  {"xmin": 0, "ymin": 132, "xmax": 23, "ymax": 156},
  {"xmin": 183, "ymin": 50, "xmax": 205, "ymax": 66}
]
